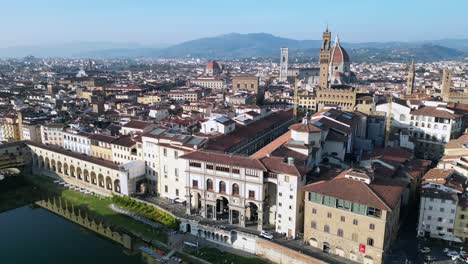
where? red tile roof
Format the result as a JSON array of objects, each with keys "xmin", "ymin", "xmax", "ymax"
[
  {"xmin": 303, "ymin": 169, "xmax": 406, "ymax": 211},
  {"xmin": 180, "ymin": 151, "xmax": 266, "ymax": 170}
]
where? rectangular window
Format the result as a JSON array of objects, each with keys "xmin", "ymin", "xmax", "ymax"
[
  {"xmin": 308, "ymin": 192, "xmax": 322, "ymax": 203},
  {"xmin": 367, "ymin": 207, "xmax": 382, "ymax": 218},
  {"xmin": 245, "ymin": 169, "xmax": 258, "ymax": 177},
  {"xmin": 206, "ymin": 164, "xmax": 214, "ymax": 170},
  {"xmin": 189, "ymin": 162, "xmax": 201, "ymax": 168},
  {"xmin": 165, "ymin": 185, "xmax": 168, "ymax": 192},
  {"xmin": 192, "ymin": 180, "xmax": 198, "ymax": 188},
  {"xmin": 232, "ymin": 168, "xmax": 240, "ymax": 174},
  {"xmin": 163, "ymin": 148, "xmax": 167, "ymax": 156},
  {"xmin": 175, "ymin": 168, "xmax": 179, "ymax": 177},
  {"xmin": 174, "ymin": 151, "xmax": 178, "ymax": 159},
  {"xmin": 248, "ymin": 191, "xmax": 255, "ymax": 199},
  {"xmin": 215, "ymin": 166, "xmax": 230, "ymax": 173}
]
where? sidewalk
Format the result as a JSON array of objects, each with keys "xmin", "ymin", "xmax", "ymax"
[{"xmin": 273, "ymin": 237, "xmax": 359, "ymax": 264}]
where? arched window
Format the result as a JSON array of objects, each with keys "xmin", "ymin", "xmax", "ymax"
[
  {"xmin": 367, "ymin": 238, "xmax": 374, "ymax": 246},
  {"xmin": 324, "ymin": 225, "xmax": 330, "ymax": 233},
  {"xmin": 399, "ymin": 114, "xmax": 406, "ymax": 122},
  {"xmin": 232, "ymin": 183, "xmax": 239, "ymax": 196},
  {"xmin": 337, "ymin": 228, "xmax": 344, "ymax": 237},
  {"xmin": 219, "ymin": 181, "xmax": 226, "ymax": 193},
  {"xmin": 206, "ymin": 179, "xmax": 213, "ymax": 191}
]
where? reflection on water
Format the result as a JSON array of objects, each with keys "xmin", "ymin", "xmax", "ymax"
[{"xmin": 0, "ymin": 205, "xmax": 150, "ymax": 264}]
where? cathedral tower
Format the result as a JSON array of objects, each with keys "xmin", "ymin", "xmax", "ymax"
[
  {"xmin": 319, "ymin": 26, "xmax": 332, "ymax": 88},
  {"xmin": 279, "ymin": 47, "xmax": 288, "ymax": 82},
  {"xmin": 405, "ymin": 60, "xmax": 415, "ymax": 95},
  {"xmin": 441, "ymin": 68, "xmax": 452, "ymax": 101}
]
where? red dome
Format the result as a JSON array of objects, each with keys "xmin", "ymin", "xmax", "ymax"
[
  {"xmin": 207, "ymin": 60, "xmax": 221, "ymax": 71},
  {"xmin": 331, "ymin": 42, "xmax": 350, "ymax": 65}
]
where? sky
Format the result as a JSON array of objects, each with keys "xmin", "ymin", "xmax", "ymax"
[{"xmin": 0, "ymin": 0, "xmax": 467, "ymax": 48}]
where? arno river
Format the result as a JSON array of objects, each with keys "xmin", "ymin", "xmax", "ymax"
[{"xmin": 0, "ymin": 205, "xmax": 148, "ymax": 264}]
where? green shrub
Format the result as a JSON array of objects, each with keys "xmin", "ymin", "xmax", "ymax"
[{"xmin": 111, "ymin": 195, "xmax": 178, "ymax": 229}]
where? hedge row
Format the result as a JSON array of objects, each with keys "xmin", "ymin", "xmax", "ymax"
[{"xmin": 112, "ymin": 195, "xmax": 179, "ymax": 229}]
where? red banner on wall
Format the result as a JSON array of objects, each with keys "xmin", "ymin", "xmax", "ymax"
[{"xmin": 359, "ymin": 244, "xmax": 366, "ymax": 253}]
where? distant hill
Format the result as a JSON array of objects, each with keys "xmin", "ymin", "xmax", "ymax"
[{"xmin": 1, "ymin": 33, "xmax": 467, "ymax": 62}]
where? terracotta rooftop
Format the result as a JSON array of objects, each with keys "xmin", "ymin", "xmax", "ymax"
[
  {"xmin": 27, "ymin": 141, "xmax": 120, "ymax": 170},
  {"xmin": 251, "ymin": 131, "xmax": 291, "ymax": 159},
  {"xmin": 259, "ymin": 156, "xmax": 310, "ymax": 177},
  {"xmin": 410, "ymin": 106, "xmax": 461, "ymax": 119},
  {"xmin": 123, "ymin": 120, "xmax": 154, "ymax": 129},
  {"xmin": 303, "ymin": 168, "xmax": 406, "ymax": 211},
  {"xmin": 422, "ymin": 168, "xmax": 454, "ymax": 183},
  {"xmin": 180, "ymin": 151, "xmax": 266, "ymax": 170}
]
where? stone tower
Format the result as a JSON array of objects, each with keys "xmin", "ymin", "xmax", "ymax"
[
  {"xmin": 405, "ymin": 60, "xmax": 415, "ymax": 95},
  {"xmin": 279, "ymin": 47, "xmax": 288, "ymax": 82},
  {"xmin": 319, "ymin": 26, "xmax": 332, "ymax": 88},
  {"xmin": 441, "ymin": 68, "xmax": 452, "ymax": 101}
]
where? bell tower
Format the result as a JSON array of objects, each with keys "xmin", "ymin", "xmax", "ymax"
[
  {"xmin": 441, "ymin": 68, "xmax": 452, "ymax": 102},
  {"xmin": 406, "ymin": 60, "xmax": 415, "ymax": 95},
  {"xmin": 319, "ymin": 26, "xmax": 332, "ymax": 88},
  {"xmin": 279, "ymin": 47, "xmax": 288, "ymax": 82}
]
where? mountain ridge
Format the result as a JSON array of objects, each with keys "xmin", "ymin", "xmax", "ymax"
[{"xmin": 0, "ymin": 33, "xmax": 467, "ymax": 62}]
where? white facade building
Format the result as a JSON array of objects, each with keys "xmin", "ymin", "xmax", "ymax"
[
  {"xmin": 417, "ymin": 185, "xmax": 460, "ymax": 242},
  {"xmin": 63, "ymin": 131, "xmax": 91, "ymax": 155}
]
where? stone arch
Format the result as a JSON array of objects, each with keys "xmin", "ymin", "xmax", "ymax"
[
  {"xmin": 363, "ymin": 255, "xmax": 374, "ymax": 264},
  {"xmin": 105, "ymin": 176, "xmax": 112, "ymax": 190},
  {"xmin": 98, "ymin": 174, "xmax": 104, "ymax": 188},
  {"xmin": 84, "ymin": 169, "xmax": 90, "ymax": 182},
  {"xmin": 309, "ymin": 237, "xmax": 318, "ymax": 248},
  {"xmin": 70, "ymin": 165, "xmax": 75, "ymax": 178},
  {"xmin": 45, "ymin": 157, "xmax": 51, "ymax": 170},
  {"xmin": 114, "ymin": 179, "xmax": 120, "ymax": 193},
  {"xmin": 91, "ymin": 172, "xmax": 97, "ymax": 185},
  {"xmin": 39, "ymin": 156, "xmax": 45, "ymax": 168},
  {"xmin": 57, "ymin": 161, "xmax": 62, "ymax": 173},
  {"xmin": 63, "ymin": 163, "xmax": 69, "ymax": 176},
  {"xmin": 32, "ymin": 154, "xmax": 39, "ymax": 166},
  {"xmin": 76, "ymin": 167, "xmax": 82, "ymax": 180}
]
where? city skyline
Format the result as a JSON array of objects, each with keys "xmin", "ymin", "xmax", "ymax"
[{"xmin": 1, "ymin": 0, "xmax": 468, "ymax": 48}]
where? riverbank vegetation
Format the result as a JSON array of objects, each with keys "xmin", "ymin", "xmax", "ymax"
[
  {"xmin": 27, "ymin": 175, "xmax": 168, "ymax": 243},
  {"xmin": 193, "ymin": 247, "xmax": 271, "ymax": 264},
  {"xmin": 0, "ymin": 175, "xmax": 43, "ymax": 212},
  {"xmin": 111, "ymin": 195, "xmax": 179, "ymax": 229}
]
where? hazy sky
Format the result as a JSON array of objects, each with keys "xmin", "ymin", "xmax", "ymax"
[{"xmin": 1, "ymin": 0, "xmax": 467, "ymax": 47}]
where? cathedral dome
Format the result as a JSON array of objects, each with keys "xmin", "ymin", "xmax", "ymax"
[
  {"xmin": 330, "ymin": 37, "xmax": 350, "ymax": 65},
  {"xmin": 207, "ymin": 60, "xmax": 221, "ymax": 71}
]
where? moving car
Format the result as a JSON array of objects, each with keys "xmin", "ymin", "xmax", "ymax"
[{"xmin": 260, "ymin": 230, "xmax": 273, "ymax": 240}]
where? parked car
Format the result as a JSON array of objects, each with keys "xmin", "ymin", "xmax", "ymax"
[
  {"xmin": 420, "ymin": 247, "xmax": 431, "ymax": 254},
  {"xmin": 259, "ymin": 230, "xmax": 273, "ymax": 240},
  {"xmin": 447, "ymin": 250, "xmax": 459, "ymax": 257}
]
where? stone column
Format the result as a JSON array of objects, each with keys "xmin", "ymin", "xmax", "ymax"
[
  {"xmin": 229, "ymin": 209, "xmax": 233, "ymax": 224},
  {"xmin": 257, "ymin": 211, "xmax": 263, "ymax": 231},
  {"xmin": 240, "ymin": 208, "xmax": 246, "ymax": 228},
  {"xmin": 201, "ymin": 199, "xmax": 207, "ymax": 218},
  {"xmin": 212, "ymin": 205, "xmax": 216, "ymax": 220},
  {"xmin": 185, "ymin": 191, "xmax": 192, "ymax": 215}
]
